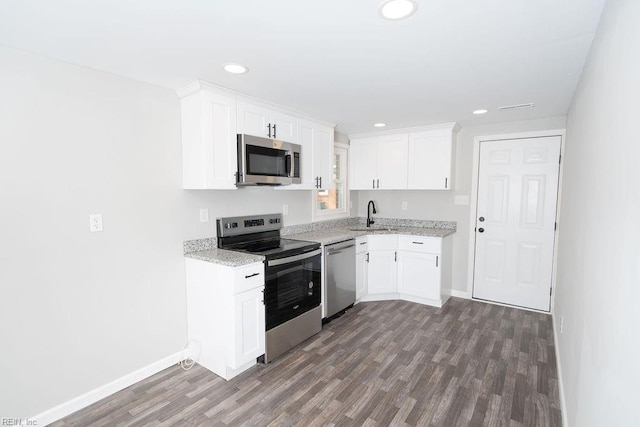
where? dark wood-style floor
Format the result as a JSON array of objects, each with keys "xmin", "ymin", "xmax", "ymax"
[{"xmin": 52, "ymin": 298, "xmax": 561, "ymax": 426}]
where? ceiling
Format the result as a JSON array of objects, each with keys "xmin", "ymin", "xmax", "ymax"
[{"xmin": 0, "ymin": 0, "xmax": 607, "ymax": 134}]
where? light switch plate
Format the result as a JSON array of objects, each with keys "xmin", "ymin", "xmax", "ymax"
[
  {"xmin": 89, "ymin": 214, "xmax": 103, "ymax": 232},
  {"xmin": 454, "ymin": 195, "xmax": 470, "ymax": 205},
  {"xmin": 199, "ymin": 208, "xmax": 209, "ymax": 223},
  {"xmin": 402, "ymin": 201, "xmax": 408, "ymax": 210}
]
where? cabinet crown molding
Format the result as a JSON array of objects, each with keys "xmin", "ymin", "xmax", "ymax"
[
  {"xmin": 176, "ymin": 79, "xmax": 337, "ymax": 129},
  {"xmin": 349, "ymin": 122, "xmax": 460, "ymax": 140}
]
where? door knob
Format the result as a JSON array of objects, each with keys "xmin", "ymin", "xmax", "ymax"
[
  {"xmin": 478, "ymin": 228, "xmax": 485, "ymax": 233},
  {"xmin": 479, "ymin": 217, "xmax": 485, "ymax": 222}
]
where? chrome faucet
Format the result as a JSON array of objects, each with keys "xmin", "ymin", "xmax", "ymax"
[{"xmin": 366, "ymin": 200, "xmax": 377, "ymax": 227}]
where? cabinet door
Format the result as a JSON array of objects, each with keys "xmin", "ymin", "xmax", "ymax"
[
  {"xmin": 408, "ymin": 131, "xmax": 453, "ymax": 190},
  {"xmin": 397, "ymin": 251, "xmax": 440, "ymax": 300},
  {"xmin": 355, "ymin": 250, "xmax": 368, "ymax": 300},
  {"xmin": 367, "ymin": 250, "xmax": 397, "ymax": 294},
  {"xmin": 270, "ymin": 111, "xmax": 298, "ymax": 143},
  {"xmin": 237, "ymin": 101, "xmax": 270, "ymax": 138},
  {"xmin": 349, "ymin": 138, "xmax": 378, "ymax": 190},
  {"xmin": 314, "ymin": 125, "xmax": 334, "ymax": 190},
  {"xmin": 232, "ymin": 286, "xmax": 265, "ymax": 368},
  {"xmin": 181, "ymin": 90, "xmax": 237, "ymax": 189},
  {"xmin": 377, "ymin": 133, "xmax": 409, "ymax": 190}
]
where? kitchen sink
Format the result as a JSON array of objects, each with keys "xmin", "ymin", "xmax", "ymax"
[{"xmin": 348, "ymin": 226, "xmax": 398, "ymax": 232}]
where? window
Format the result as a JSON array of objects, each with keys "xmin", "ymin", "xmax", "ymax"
[{"xmin": 313, "ymin": 143, "xmax": 349, "ymax": 220}]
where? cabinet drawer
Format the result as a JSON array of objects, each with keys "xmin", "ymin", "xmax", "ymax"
[
  {"xmin": 397, "ymin": 235, "xmax": 441, "ymax": 253},
  {"xmin": 355, "ymin": 236, "xmax": 368, "ymax": 254},
  {"xmin": 234, "ymin": 263, "xmax": 264, "ymax": 293},
  {"xmin": 367, "ymin": 235, "xmax": 398, "ymax": 251}
]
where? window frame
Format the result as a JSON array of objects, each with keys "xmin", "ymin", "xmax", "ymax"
[{"xmin": 311, "ymin": 142, "xmax": 350, "ymax": 222}]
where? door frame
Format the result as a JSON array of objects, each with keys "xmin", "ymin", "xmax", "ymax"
[{"xmin": 466, "ymin": 129, "xmax": 566, "ymax": 313}]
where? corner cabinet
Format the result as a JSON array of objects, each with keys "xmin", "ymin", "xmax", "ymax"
[
  {"xmin": 349, "ymin": 123, "xmax": 459, "ymax": 191},
  {"xmin": 349, "ymin": 134, "xmax": 409, "ymax": 190},
  {"xmin": 185, "ymin": 259, "xmax": 265, "ymax": 380},
  {"xmin": 180, "ymin": 88, "xmax": 238, "ymax": 190},
  {"xmin": 357, "ymin": 233, "xmax": 453, "ymax": 308}
]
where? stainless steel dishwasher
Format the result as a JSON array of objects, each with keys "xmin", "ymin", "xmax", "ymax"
[{"xmin": 324, "ymin": 239, "xmax": 356, "ymax": 319}]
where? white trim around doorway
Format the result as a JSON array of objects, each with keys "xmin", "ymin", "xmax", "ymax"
[{"xmin": 465, "ymin": 129, "xmax": 566, "ymax": 312}]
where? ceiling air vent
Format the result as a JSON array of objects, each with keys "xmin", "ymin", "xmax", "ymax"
[{"xmin": 497, "ymin": 103, "xmax": 535, "ymax": 111}]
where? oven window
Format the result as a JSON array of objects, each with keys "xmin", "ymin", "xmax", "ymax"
[
  {"xmin": 246, "ymin": 145, "xmax": 288, "ymax": 177},
  {"xmin": 265, "ymin": 253, "xmax": 321, "ymax": 330}
]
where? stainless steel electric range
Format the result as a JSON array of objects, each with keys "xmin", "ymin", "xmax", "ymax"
[{"xmin": 217, "ymin": 213, "xmax": 322, "ymax": 363}]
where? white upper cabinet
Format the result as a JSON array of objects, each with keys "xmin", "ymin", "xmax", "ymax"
[
  {"xmin": 349, "ymin": 123, "xmax": 458, "ymax": 191},
  {"xmin": 180, "ymin": 88, "xmax": 237, "ymax": 190},
  {"xmin": 349, "ymin": 134, "xmax": 408, "ymax": 190},
  {"xmin": 285, "ymin": 120, "xmax": 334, "ymax": 190},
  {"xmin": 408, "ymin": 127, "xmax": 457, "ymax": 190},
  {"xmin": 237, "ymin": 100, "xmax": 298, "ymax": 143},
  {"xmin": 178, "ymin": 81, "xmax": 336, "ymax": 190},
  {"xmin": 349, "ymin": 137, "xmax": 378, "ymax": 190},
  {"xmin": 377, "ymin": 133, "xmax": 409, "ymax": 189}
]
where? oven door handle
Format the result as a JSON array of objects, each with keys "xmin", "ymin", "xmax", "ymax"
[{"xmin": 267, "ymin": 248, "xmax": 322, "ymax": 267}]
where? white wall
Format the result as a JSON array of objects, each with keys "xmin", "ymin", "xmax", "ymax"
[
  {"xmin": 0, "ymin": 46, "xmax": 326, "ymax": 419},
  {"xmin": 0, "ymin": 47, "xmax": 189, "ymax": 418},
  {"xmin": 554, "ymin": 0, "xmax": 640, "ymax": 425},
  {"xmin": 355, "ymin": 116, "xmax": 567, "ymax": 293}
]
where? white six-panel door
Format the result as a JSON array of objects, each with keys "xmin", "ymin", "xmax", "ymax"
[{"xmin": 472, "ymin": 136, "xmax": 561, "ymax": 311}]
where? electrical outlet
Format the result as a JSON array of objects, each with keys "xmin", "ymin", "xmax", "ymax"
[
  {"xmin": 560, "ymin": 315, "xmax": 564, "ymax": 333},
  {"xmin": 454, "ymin": 195, "xmax": 470, "ymax": 205},
  {"xmin": 199, "ymin": 208, "xmax": 209, "ymax": 223},
  {"xmin": 402, "ymin": 201, "xmax": 408, "ymax": 210},
  {"xmin": 89, "ymin": 214, "xmax": 103, "ymax": 232},
  {"xmin": 283, "ymin": 205, "xmax": 289, "ymax": 216}
]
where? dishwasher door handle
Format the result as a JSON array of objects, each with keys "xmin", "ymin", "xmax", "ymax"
[{"xmin": 327, "ymin": 247, "xmax": 354, "ymax": 256}]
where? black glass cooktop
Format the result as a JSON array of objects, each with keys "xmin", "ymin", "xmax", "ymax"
[{"xmin": 225, "ymin": 237, "xmax": 319, "ymax": 258}]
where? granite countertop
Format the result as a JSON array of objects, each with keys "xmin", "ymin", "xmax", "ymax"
[
  {"xmin": 184, "ymin": 217, "xmax": 456, "ymax": 266},
  {"xmin": 289, "ymin": 226, "xmax": 456, "ymax": 246},
  {"xmin": 184, "ymin": 248, "xmax": 264, "ymax": 267}
]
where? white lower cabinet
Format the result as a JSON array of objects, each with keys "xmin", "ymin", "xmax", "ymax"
[
  {"xmin": 185, "ymin": 259, "xmax": 265, "ymax": 380},
  {"xmin": 359, "ymin": 234, "xmax": 452, "ymax": 307},
  {"xmin": 355, "ymin": 236, "xmax": 368, "ymax": 300},
  {"xmin": 367, "ymin": 235, "xmax": 398, "ymax": 295}
]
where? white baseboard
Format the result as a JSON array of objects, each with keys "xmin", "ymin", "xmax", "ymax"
[
  {"xmin": 450, "ymin": 289, "xmax": 471, "ymax": 299},
  {"xmin": 551, "ymin": 313, "xmax": 569, "ymax": 427},
  {"xmin": 33, "ymin": 351, "xmax": 184, "ymax": 426}
]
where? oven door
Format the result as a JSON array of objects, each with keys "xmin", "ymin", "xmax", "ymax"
[
  {"xmin": 237, "ymin": 134, "xmax": 294, "ymax": 185},
  {"xmin": 265, "ymin": 248, "xmax": 321, "ymax": 330}
]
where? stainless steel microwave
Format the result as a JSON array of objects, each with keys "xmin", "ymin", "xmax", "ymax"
[{"xmin": 237, "ymin": 134, "xmax": 301, "ymax": 186}]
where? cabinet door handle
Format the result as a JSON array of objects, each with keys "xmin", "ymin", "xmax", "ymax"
[
  {"xmin": 245, "ymin": 272, "xmax": 260, "ymax": 279},
  {"xmin": 436, "ymin": 256, "xmax": 439, "ymax": 267},
  {"xmin": 412, "ymin": 241, "xmax": 424, "ymax": 245},
  {"xmin": 319, "ymin": 176, "xmax": 322, "ymax": 188},
  {"xmin": 267, "ymin": 123, "xmax": 272, "ymax": 138},
  {"xmin": 359, "ymin": 241, "xmax": 367, "ymax": 245},
  {"xmin": 366, "ymin": 253, "xmax": 369, "ymax": 262},
  {"xmin": 372, "ymin": 179, "xmax": 375, "ymax": 189},
  {"xmin": 377, "ymin": 179, "xmax": 380, "ymax": 189},
  {"xmin": 394, "ymin": 251, "xmax": 397, "ymax": 262},
  {"xmin": 273, "ymin": 123, "xmax": 277, "ymax": 138},
  {"xmin": 445, "ymin": 177, "xmax": 448, "ymax": 188}
]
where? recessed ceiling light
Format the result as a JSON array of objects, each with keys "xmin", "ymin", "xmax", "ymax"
[
  {"xmin": 473, "ymin": 109, "xmax": 489, "ymax": 115},
  {"xmin": 374, "ymin": 123, "xmax": 387, "ymax": 127},
  {"xmin": 379, "ymin": 0, "xmax": 418, "ymax": 20},
  {"xmin": 223, "ymin": 63, "xmax": 249, "ymax": 74}
]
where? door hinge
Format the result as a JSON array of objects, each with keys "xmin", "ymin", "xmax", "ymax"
[
  {"xmin": 559, "ymin": 154, "xmax": 562, "ymax": 164},
  {"xmin": 550, "ymin": 287, "xmax": 553, "ymax": 296}
]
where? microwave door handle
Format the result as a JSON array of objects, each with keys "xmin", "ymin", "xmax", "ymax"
[{"xmin": 285, "ymin": 154, "xmax": 292, "ymax": 177}]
